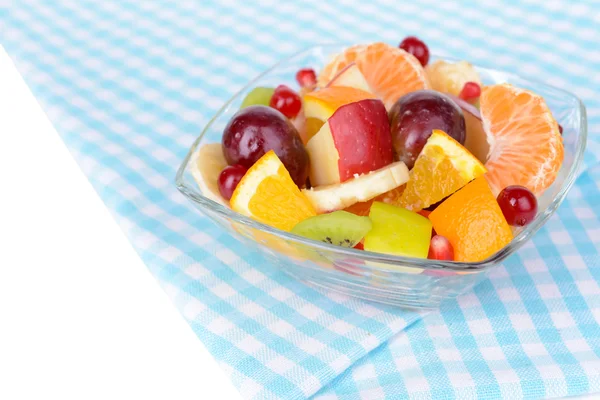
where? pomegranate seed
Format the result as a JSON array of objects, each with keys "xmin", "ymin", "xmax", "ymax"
[
  {"xmin": 497, "ymin": 185, "xmax": 538, "ymax": 227},
  {"xmin": 269, "ymin": 85, "xmax": 302, "ymax": 118},
  {"xmin": 428, "ymin": 235, "xmax": 454, "ymax": 261},
  {"xmin": 459, "ymin": 82, "xmax": 481, "ymax": 101},
  {"xmin": 296, "ymin": 68, "xmax": 317, "ymax": 88},
  {"xmin": 558, "ymin": 124, "xmax": 564, "ymax": 135},
  {"xmin": 399, "ymin": 36, "xmax": 430, "ymax": 67}
]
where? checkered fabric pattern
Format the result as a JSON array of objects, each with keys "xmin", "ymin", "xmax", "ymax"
[{"xmin": 2, "ymin": 1, "xmax": 599, "ymax": 399}]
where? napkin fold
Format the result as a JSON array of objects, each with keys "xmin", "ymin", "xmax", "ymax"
[{"xmin": 2, "ymin": 1, "xmax": 599, "ymax": 399}]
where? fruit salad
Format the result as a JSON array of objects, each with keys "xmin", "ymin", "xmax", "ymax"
[{"xmin": 192, "ymin": 38, "xmax": 564, "ymax": 263}]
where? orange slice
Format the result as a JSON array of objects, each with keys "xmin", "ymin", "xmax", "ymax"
[
  {"xmin": 230, "ymin": 150, "xmax": 316, "ymax": 231},
  {"xmin": 429, "ymin": 177, "xmax": 513, "ymax": 262},
  {"xmin": 395, "ymin": 130, "xmax": 487, "ymax": 211},
  {"xmin": 318, "ymin": 42, "xmax": 430, "ymax": 108},
  {"xmin": 480, "ymin": 83, "xmax": 564, "ymax": 196},
  {"xmin": 303, "ymin": 86, "xmax": 376, "ymax": 141}
]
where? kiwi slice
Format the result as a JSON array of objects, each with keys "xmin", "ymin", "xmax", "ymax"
[
  {"xmin": 291, "ymin": 211, "xmax": 372, "ymax": 247},
  {"xmin": 240, "ymin": 87, "xmax": 275, "ymax": 109}
]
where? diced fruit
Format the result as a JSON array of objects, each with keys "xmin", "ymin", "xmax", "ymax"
[
  {"xmin": 306, "ymin": 98, "xmax": 393, "ymax": 186},
  {"xmin": 480, "ymin": 83, "xmax": 564, "ymax": 195},
  {"xmin": 497, "ymin": 185, "xmax": 538, "ymax": 227},
  {"xmin": 302, "ymin": 161, "xmax": 409, "ymax": 213},
  {"xmin": 428, "ymin": 235, "xmax": 454, "ymax": 261},
  {"xmin": 451, "ymin": 95, "xmax": 489, "ymax": 164},
  {"xmin": 218, "ymin": 164, "xmax": 247, "ymax": 200},
  {"xmin": 303, "ymin": 86, "xmax": 376, "ymax": 140},
  {"xmin": 364, "ymin": 202, "xmax": 432, "ymax": 259},
  {"xmin": 222, "ymin": 105, "xmax": 309, "ymax": 187},
  {"xmin": 429, "ymin": 177, "xmax": 513, "ymax": 262},
  {"xmin": 343, "ymin": 185, "xmax": 406, "ymax": 217},
  {"xmin": 396, "ymin": 130, "xmax": 486, "ymax": 211},
  {"xmin": 230, "ymin": 151, "xmax": 316, "ymax": 231},
  {"xmin": 291, "ymin": 210, "xmax": 372, "ymax": 247},
  {"xmin": 399, "ymin": 36, "xmax": 430, "ymax": 67},
  {"xmin": 426, "ymin": 60, "xmax": 482, "ymax": 97},
  {"xmin": 240, "ymin": 87, "xmax": 275, "ymax": 108},
  {"xmin": 326, "ymin": 63, "xmax": 372, "ymax": 93},
  {"xmin": 459, "ymin": 82, "xmax": 481, "ymax": 102},
  {"xmin": 318, "ymin": 42, "xmax": 430, "ymax": 108},
  {"xmin": 389, "ymin": 90, "xmax": 466, "ymax": 169},
  {"xmin": 296, "ymin": 68, "xmax": 317, "ymax": 88},
  {"xmin": 270, "ymin": 85, "xmax": 302, "ymax": 118},
  {"xmin": 190, "ymin": 143, "xmax": 228, "ymax": 205}
]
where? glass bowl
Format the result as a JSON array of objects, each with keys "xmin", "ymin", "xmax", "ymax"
[{"xmin": 175, "ymin": 44, "xmax": 587, "ymax": 309}]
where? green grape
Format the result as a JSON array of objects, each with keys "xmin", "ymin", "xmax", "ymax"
[{"xmin": 240, "ymin": 87, "xmax": 275, "ymax": 109}]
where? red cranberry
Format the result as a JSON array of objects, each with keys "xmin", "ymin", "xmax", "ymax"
[
  {"xmin": 296, "ymin": 68, "xmax": 317, "ymax": 88},
  {"xmin": 269, "ymin": 85, "xmax": 302, "ymax": 118},
  {"xmin": 497, "ymin": 185, "xmax": 538, "ymax": 227},
  {"xmin": 399, "ymin": 36, "xmax": 430, "ymax": 67},
  {"xmin": 459, "ymin": 82, "xmax": 481, "ymax": 102},
  {"xmin": 218, "ymin": 164, "xmax": 247, "ymax": 200}
]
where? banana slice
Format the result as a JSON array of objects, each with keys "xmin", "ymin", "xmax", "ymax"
[
  {"xmin": 190, "ymin": 143, "xmax": 228, "ymax": 205},
  {"xmin": 302, "ymin": 161, "xmax": 409, "ymax": 214}
]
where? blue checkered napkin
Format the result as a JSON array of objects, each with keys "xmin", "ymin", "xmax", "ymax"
[
  {"xmin": 2, "ymin": 0, "xmax": 600, "ymax": 399},
  {"xmin": 316, "ymin": 166, "xmax": 600, "ymax": 400}
]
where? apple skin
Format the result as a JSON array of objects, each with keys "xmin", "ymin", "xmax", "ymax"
[
  {"xmin": 306, "ymin": 98, "xmax": 393, "ymax": 186},
  {"xmin": 326, "ymin": 62, "xmax": 371, "ymax": 93}
]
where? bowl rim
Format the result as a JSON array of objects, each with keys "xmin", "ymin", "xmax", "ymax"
[{"xmin": 175, "ymin": 43, "xmax": 587, "ymax": 273}]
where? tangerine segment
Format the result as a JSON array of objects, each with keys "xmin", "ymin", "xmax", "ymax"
[
  {"xmin": 396, "ymin": 130, "xmax": 486, "ymax": 211},
  {"xmin": 429, "ymin": 177, "xmax": 513, "ymax": 262},
  {"xmin": 343, "ymin": 185, "xmax": 406, "ymax": 216},
  {"xmin": 318, "ymin": 42, "xmax": 430, "ymax": 108},
  {"xmin": 230, "ymin": 150, "xmax": 316, "ymax": 232},
  {"xmin": 479, "ymin": 83, "xmax": 564, "ymax": 196}
]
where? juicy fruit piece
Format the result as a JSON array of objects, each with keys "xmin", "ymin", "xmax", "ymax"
[
  {"xmin": 364, "ymin": 202, "xmax": 432, "ymax": 259},
  {"xmin": 306, "ymin": 98, "xmax": 393, "ymax": 186},
  {"xmin": 218, "ymin": 164, "xmax": 247, "ymax": 200},
  {"xmin": 303, "ymin": 86, "xmax": 376, "ymax": 121},
  {"xmin": 428, "ymin": 235, "xmax": 454, "ymax": 261},
  {"xmin": 302, "ymin": 161, "xmax": 409, "ymax": 213},
  {"xmin": 318, "ymin": 42, "xmax": 430, "ymax": 108},
  {"xmin": 241, "ymin": 87, "xmax": 275, "ymax": 108},
  {"xmin": 426, "ymin": 60, "xmax": 482, "ymax": 97},
  {"xmin": 452, "ymin": 95, "xmax": 489, "ymax": 164},
  {"xmin": 389, "ymin": 90, "xmax": 466, "ymax": 169},
  {"xmin": 497, "ymin": 185, "xmax": 538, "ymax": 227},
  {"xmin": 397, "ymin": 130, "xmax": 486, "ymax": 211},
  {"xmin": 190, "ymin": 143, "xmax": 228, "ymax": 204},
  {"xmin": 296, "ymin": 68, "xmax": 317, "ymax": 88},
  {"xmin": 399, "ymin": 36, "xmax": 430, "ymax": 67},
  {"xmin": 270, "ymin": 85, "xmax": 302, "ymax": 118},
  {"xmin": 326, "ymin": 63, "xmax": 372, "ymax": 93},
  {"xmin": 480, "ymin": 83, "xmax": 564, "ymax": 195},
  {"xmin": 429, "ymin": 177, "xmax": 513, "ymax": 262},
  {"xmin": 459, "ymin": 82, "xmax": 481, "ymax": 102},
  {"xmin": 221, "ymin": 105, "xmax": 309, "ymax": 187},
  {"xmin": 291, "ymin": 210, "xmax": 372, "ymax": 247},
  {"xmin": 230, "ymin": 151, "xmax": 316, "ymax": 231},
  {"xmin": 303, "ymin": 86, "xmax": 376, "ymax": 142}
]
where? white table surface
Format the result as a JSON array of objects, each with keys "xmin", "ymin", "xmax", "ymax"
[{"xmin": 0, "ymin": 46, "xmax": 242, "ymax": 400}]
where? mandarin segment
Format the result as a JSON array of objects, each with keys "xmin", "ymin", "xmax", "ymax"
[
  {"xmin": 479, "ymin": 83, "xmax": 564, "ymax": 196},
  {"xmin": 429, "ymin": 177, "xmax": 513, "ymax": 262},
  {"xmin": 230, "ymin": 150, "xmax": 316, "ymax": 232},
  {"xmin": 317, "ymin": 42, "xmax": 430, "ymax": 108},
  {"xmin": 396, "ymin": 130, "xmax": 486, "ymax": 211}
]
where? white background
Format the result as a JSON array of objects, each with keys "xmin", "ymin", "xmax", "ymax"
[{"xmin": 0, "ymin": 46, "xmax": 242, "ymax": 399}]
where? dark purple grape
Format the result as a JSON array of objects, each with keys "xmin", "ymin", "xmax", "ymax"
[
  {"xmin": 389, "ymin": 90, "xmax": 466, "ymax": 169},
  {"xmin": 222, "ymin": 105, "xmax": 309, "ymax": 187}
]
